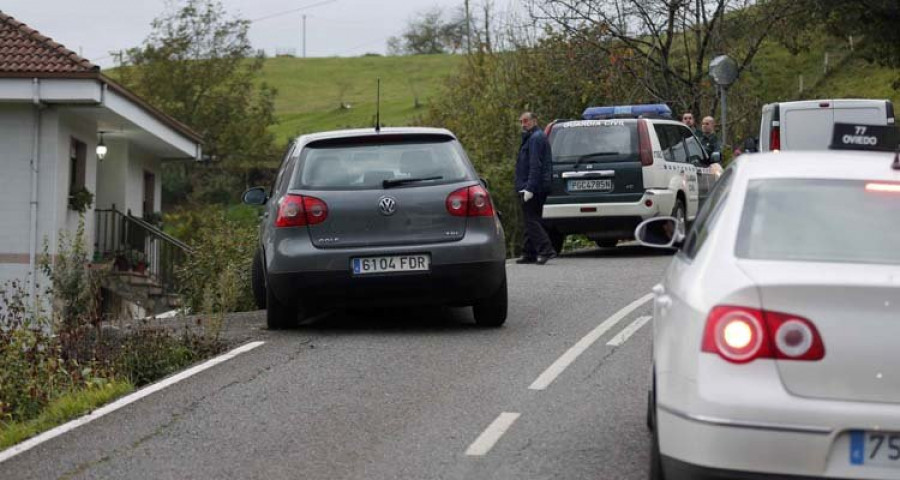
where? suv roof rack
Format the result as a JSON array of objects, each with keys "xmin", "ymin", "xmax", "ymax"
[{"xmin": 582, "ymin": 104, "xmax": 672, "ymax": 120}]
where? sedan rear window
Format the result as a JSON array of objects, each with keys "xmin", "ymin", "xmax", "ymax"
[
  {"xmin": 550, "ymin": 121, "xmax": 637, "ymax": 163},
  {"xmin": 294, "ymin": 139, "xmax": 471, "ymax": 190},
  {"xmin": 736, "ymin": 179, "xmax": 900, "ymax": 265}
]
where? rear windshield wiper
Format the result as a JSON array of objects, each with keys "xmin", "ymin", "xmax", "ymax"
[
  {"xmin": 383, "ymin": 176, "xmax": 443, "ymax": 189},
  {"xmin": 572, "ymin": 152, "xmax": 619, "ymax": 168}
]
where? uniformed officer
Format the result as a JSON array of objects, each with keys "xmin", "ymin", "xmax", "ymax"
[
  {"xmin": 681, "ymin": 112, "xmax": 702, "ymax": 138},
  {"xmin": 700, "ymin": 116, "xmax": 721, "ymax": 156},
  {"xmin": 515, "ymin": 112, "xmax": 556, "ymax": 265}
]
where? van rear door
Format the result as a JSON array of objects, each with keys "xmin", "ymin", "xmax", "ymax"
[
  {"xmin": 781, "ymin": 100, "xmax": 835, "ymax": 150},
  {"xmin": 832, "ymin": 99, "xmax": 890, "ymax": 125}
]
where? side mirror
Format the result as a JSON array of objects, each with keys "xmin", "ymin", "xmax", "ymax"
[
  {"xmin": 242, "ymin": 186, "xmax": 268, "ymax": 206},
  {"xmin": 710, "ymin": 152, "xmax": 722, "ymax": 164},
  {"xmin": 634, "ymin": 216, "xmax": 686, "ymax": 249}
]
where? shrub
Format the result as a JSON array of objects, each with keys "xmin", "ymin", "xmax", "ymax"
[{"xmin": 174, "ymin": 206, "xmax": 258, "ymax": 315}]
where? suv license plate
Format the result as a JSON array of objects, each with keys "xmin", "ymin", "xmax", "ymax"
[
  {"xmin": 568, "ymin": 179, "xmax": 613, "ymax": 192},
  {"xmin": 851, "ymin": 431, "xmax": 900, "ymax": 467},
  {"xmin": 352, "ymin": 254, "xmax": 430, "ymax": 275}
]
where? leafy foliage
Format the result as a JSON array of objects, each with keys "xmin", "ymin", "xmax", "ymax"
[
  {"xmin": 111, "ymin": 0, "xmax": 279, "ymax": 205},
  {"xmin": 388, "ymin": 7, "xmax": 468, "ymax": 55},
  {"xmin": 174, "ymin": 206, "xmax": 258, "ymax": 315}
]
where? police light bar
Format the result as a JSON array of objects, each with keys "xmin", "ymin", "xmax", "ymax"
[
  {"xmin": 830, "ymin": 123, "xmax": 900, "ymax": 152},
  {"xmin": 582, "ymin": 104, "xmax": 672, "ymax": 120}
]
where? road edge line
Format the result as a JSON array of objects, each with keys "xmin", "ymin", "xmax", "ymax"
[
  {"xmin": 528, "ymin": 293, "xmax": 653, "ymax": 391},
  {"xmin": 606, "ymin": 315, "xmax": 652, "ymax": 347},
  {"xmin": 0, "ymin": 340, "xmax": 266, "ymax": 464}
]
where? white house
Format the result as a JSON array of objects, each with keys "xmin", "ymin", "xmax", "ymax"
[{"xmin": 0, "ymin": 11, "xmax": 202, "ymax": 300}]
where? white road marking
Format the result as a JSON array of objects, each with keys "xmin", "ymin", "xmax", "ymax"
[
  {"xmin": 606, "ymin": 316, "xmax": 652, "ymax": 347},
  {"xmin": 0, "ymin": 341, "xmax": 266, "ymax": 464},
  {"xmin": 528, "ymin": 293, "xmax": 653, "ymax": 391},
  {"xmin": 465, "ymin": 412, "xmax": 521, "ymax": 456}
]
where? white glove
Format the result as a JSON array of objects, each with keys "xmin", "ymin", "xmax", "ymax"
[{"xmin": 520, "ymin": 190, "xmax": 534, "ymax": 202}]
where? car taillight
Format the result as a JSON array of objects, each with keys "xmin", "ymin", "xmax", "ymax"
[
  {"xmin": 637, "ymin": 119, "xmax": 653, "ymax": 166},
  {"xmin": 275, "ymin": 194, "xmax": 328, "ymax": 227},
  {"xmin": 446, "ymin": 185, "xmax": 495, "ymax": 217},
  {"xmin": 769, "ymin": 126, "xmax": 781, "ymax": 151},
  {"xmin": 702, "ymin": 306, "xmax": 824, "ymax": 363}
]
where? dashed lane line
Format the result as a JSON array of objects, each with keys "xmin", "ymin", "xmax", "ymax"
[
  {"xmin": 606, "ymin": 315, "xmax": 652, "ymax": 347},
  {"xmin": 465, "ymin": 412, "xmax": 521, "ymax": 456}
]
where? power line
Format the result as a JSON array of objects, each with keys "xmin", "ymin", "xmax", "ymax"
[{"xmin": 249, "ymin": 0, "xmax": 337, "ymax": 23}]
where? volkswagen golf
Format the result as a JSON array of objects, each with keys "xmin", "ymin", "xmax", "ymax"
[{"xmin": 243, "ymin": 127, "xmax": 508, "ymax": 329}]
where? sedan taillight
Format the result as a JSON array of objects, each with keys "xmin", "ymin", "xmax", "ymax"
[
  {"xmin": 447, "ymin": 185, "xmax": 495, "ymax": 217},
  {"xmin": 701, "ymin": 306, "xmax": 825, "ymax": 363},
  {"xmin": 275, "ymin": 194, "xmax": 329, "ymax": 227}
]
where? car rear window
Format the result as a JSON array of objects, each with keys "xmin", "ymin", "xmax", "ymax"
[
  {"xmin": 736, "ymin": 179, "xmax": 900, "ymax": 265},
  {"xmin": 293, "ymin": 139, "xmax": 471, "ymax": 190},
  {"xmin": 549, "ymin": 120, "xmax": 636, "ymax": 163}
]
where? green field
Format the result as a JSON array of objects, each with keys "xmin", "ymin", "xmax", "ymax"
[{"xmin": 259, "ymin": 54, "xmax": 464, "ymax": 143}]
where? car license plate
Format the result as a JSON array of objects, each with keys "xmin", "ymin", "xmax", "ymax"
[
  {"xmin": 568, "ymin": 179, "xmax": 613, "ymax": 192},
  {"xmin": 351, "ymin": 254, "xmax": 430, "ymax": 275},
  {"xmin": 850, "ymin": 431, "xmax": 900, "ymax": 468}
]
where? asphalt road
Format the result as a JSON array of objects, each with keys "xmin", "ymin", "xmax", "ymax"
[{"xmin": 1, "ymin": 245, "xmax": 671, "ymax": 480}]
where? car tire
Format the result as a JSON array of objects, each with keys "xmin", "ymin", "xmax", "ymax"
[
  {"xmin": 473, "ymin": 276, "xmax": 507, "ymax": 327},
  {"xmin": 649, "ymin": 425, "xmax": 665, "ymax": 480},
  {"xmin": 646, "ymin": 389, "xmax": 655, "ymax": 431},
  {"xmin": 548, "ymin": 229, "xmax": 565, "ymax": 254},
  {"xmin": 266, "ymin": 283, "xmax": 297, "ymax": 330},
  {"xmin": 595, "ymin": 239, "xmax": 618, "ymax": 248},
  {"xmin": 251, "ymin": 249, "xmax": 266, "ymax": 310},
  {"xmin": 671, "ymin": 198, "xmax": 686, "ymax": 226}
]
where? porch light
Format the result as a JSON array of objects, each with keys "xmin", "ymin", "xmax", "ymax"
[{"xmin": 96, "ymin": 133, "xmax": 108, "ymax": 160}]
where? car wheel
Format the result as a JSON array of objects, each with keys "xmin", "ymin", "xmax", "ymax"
[
  {"xmin": 671, "ymin": 198, "xmax": 686, "ymax": 225},
  {"xmin": 266, "ymin": 283, "xmax": 297, "ymax": 330},
  {"xmin": 548, "ymin": 229, "xmax": 565, "ymax": 254},
  {"xmin": 595, "ymin": 239, "xmax": 618, "ymax": 248},
  {"xmin": 646, "ymin": 390, "xmax": 655, "ymax": 431},
  {"xmin": 473, "ymin": 276, "xmax": 507, "ymax": 327},
  {"xmin": 649, "ymin": 425, "xmax": 665, "ymax": 480},
  {"xmin": 251, "ymin": 249, "xmax": 266, "ymax": 310}
]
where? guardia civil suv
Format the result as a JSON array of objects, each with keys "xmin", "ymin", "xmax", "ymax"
[
  {"xmin": 542, "ymin": 104, "xmax": 721, "ymax": 251},
  {"xmin": 243, "ymin": 127, "xmax": 508, "ymax": 329}
]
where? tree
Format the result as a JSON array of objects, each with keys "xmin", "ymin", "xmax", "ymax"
[
  {"xmin": 807, "ymin": 0, "xmax": 900, "ymax": 88},
  {"xmin": 527, "ymin": 0, "xmax": 805, "ymax": 116},
  {"xmin": 387, "ymin": 7, "xmax": 469, "ymax": 55},
  {"xmin": 112, "ymin": 0, "xmax": 278, "ymax": 205}
]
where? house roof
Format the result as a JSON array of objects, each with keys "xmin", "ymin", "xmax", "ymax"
[
  {"xmin": 0, "ymin": 10, "xmax": 98, "ymax": 74},
  {"xmin": 0, "ymin": 10, "xmax": 203, "ymax": 146}
]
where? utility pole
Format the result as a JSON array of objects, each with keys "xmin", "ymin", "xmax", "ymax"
[
  {"xmin": 464, "ymin": 0, "xmax": 472, "ymax": 54},
  {"xmin": 302, "ymin": 14, "xmax": 307, "ymax": 58}
]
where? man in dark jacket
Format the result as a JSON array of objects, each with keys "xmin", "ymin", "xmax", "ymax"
[{"xmin": 515, "ymin": 112, "xmax": 556, "ymax": 265}]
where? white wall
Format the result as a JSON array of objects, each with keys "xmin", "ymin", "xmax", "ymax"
[
  {"xmin": 94, "ymin": 138, "xmax": 128, "ymax": 212},
  {"xmin": 0, "ymin": 104, "xmax": 37, "ymax": 286}
]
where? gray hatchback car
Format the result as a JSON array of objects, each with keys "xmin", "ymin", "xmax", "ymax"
[{"xmin": 243, "ymin": 127, "xmax": 508, "ymax": 329}]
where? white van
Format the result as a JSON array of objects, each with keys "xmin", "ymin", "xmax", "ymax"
[{"xmin": 759, "ymin": 99, "xmax": 895, "ymax": 152}]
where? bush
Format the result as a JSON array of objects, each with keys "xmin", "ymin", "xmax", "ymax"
[
  {"xmin": 115, "ymin": 327, "xmax": 223, "ymax": 386},
  {"xmin": 174, "ymin": 206, "xmax": 258, "ymax": 315}
]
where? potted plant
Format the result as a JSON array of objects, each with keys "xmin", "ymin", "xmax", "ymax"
[
  {"xmin": 126, "ymin": 249, "xmax": 147, "ymax": 273},
  {"xmin": 68, "ymin": 186, "xmax": 94, "ymax": 213}
]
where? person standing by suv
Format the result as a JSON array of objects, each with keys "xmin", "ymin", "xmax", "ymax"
[
  {"xmin": 700, "ymin": 116, "xmax": 721, "ymax": 156},
  {"xmin": 682, "ymin": 112, "xmax": 702, "ymax": 137},
  {"xmin": 515, "ymin": 112, "xmax": 556, "ymax": 265}
]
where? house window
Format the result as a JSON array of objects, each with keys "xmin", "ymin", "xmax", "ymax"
[{"xmin": 69, "ymin": 138, "xmax": 86, "ymax": 192}]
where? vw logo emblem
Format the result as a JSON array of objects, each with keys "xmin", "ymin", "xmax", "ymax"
[{"xmin": 378, "ymin": 196, "xmax": 398, "ymax": 216}]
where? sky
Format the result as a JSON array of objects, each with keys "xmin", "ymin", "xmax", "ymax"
[{"xmin": 1, "ymin": 0, "xmax": 517, "ymax": 68}]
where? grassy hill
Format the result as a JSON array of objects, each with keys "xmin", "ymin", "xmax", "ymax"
[{"xmin": 259, "ymin": 54, "xmax": 464, "ymax": 144}]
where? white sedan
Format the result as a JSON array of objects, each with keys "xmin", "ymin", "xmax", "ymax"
[{"xmin": 636, "ymin": 150, "xmax": 900, "ymax": 479}]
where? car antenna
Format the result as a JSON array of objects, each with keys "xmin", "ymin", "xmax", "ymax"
[{"xmin": 375, "ymin": 78, "xmax": 381, "ymax": 133}]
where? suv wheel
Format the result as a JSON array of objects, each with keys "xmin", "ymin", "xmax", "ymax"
[
  {"xmin": 595, "ymin": 239, "xmax": 618, "ymax": 248},
  {"xmin": 473, "ymin": 276, "xmax": 507, "ymax": 327},
  {"xmin": 548, "ymin": 229, "xmax": 565, "ymax": 254},
  {"xmin": 672, "ymin": 198, "xmax": 686, "ymax": 225},
  {"xmin": 266, "ymin": 284, "xmax": 297, "ymax": 330},
  {"xmin": 251, "ymin": 249, "xmax": 266, "ymax": 310}
]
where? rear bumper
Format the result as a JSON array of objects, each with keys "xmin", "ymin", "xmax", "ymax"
[
  {"xmin": 267, "ymin": 260, "xmax": 506, "ymax": 308},
  {"xmin": 657, "ymin": 356, "xmax": 900, "ymax": 479},
  {"xmin": 541, "ymin": 190, "xmax": 676, "ymax": 239}
]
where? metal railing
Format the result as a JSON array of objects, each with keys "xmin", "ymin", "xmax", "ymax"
[{"xmin": 94, "ymin": 206, "xmax": 192, "ymax": 294}]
